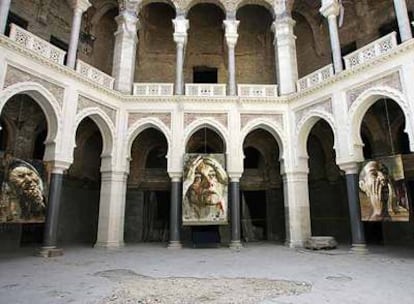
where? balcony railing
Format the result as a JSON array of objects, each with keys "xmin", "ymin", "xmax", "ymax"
[
  {"xmin": 9, "ymin": 24, "xmax": 66, "ymax": 65},
  {"xmin": 185, "ymin": 84, "xmax": 226, "ymax": 97},
  {"xmin": 76, "ymin": 60, "xmax": 115, "ymax": 89},
  {"xmin": 344, "ymin": 32, "xmax": 397, "ymax": 69},
  {"xmin": 297, "ymin": 64, "xmax": 334, "ymax": 92},
  {"xmin": 237, "ymin": 84, "xmax": 278, "ymax": 97},
  {"xmin": 133, "ymin": 83, "xmax": 174, "ymax": 96}
]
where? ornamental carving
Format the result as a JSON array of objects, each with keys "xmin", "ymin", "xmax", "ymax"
[
  {"xmin": 294, "ymin": 99, "xmax": 332, "ymax": 126},
  {"xmin": 240, "ymin": 113, "xmax": 284, "ymax": 130},
  {"xmin": 3, "ymin": 66, "xmax": 64, "ymax": 107},
  {"xmin": 77, "ymin": 96, "xmax": 117, "ymax": 124},
  {"xmin": 184, "ymin": 113, "xmax": 228, "ymax": 128},
  {"xmin": 128, "ymin": 112, "xmax": 171, "ymax": 129},
  {"xmin": 346, "ymin": 72, "xmax": 402, "ymax": 109}
]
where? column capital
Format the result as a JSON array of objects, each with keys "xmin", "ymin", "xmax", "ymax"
[
  {"xmin": 118, "ymin": 0, "xmax": 140, "ymax": 13},
  {"xmin": 172, "ymin": 17, "xmax": 189, "ymax": 44},
  {"xmin": 320, "ymin": 0, "xmax": 341, "ymax": 18},
  {"xmin": 338, "ymin": 161, "xmax": 359, "ymax": 175},
  {"xmin": 223, "ymin": 19, "xmax": 240, "ymax": 47},
  {"xmin": 115, "ymin": 10, "xmax": 140, "ymax": 38},
  {"xmin": 228, "ymin": 172, "xmax": 242, "ymax": 182},
  {"xmin": 48, "ymin": 160, "xmax": 71, "ymax": 173},
  {"xmin": 271, "ymin": 16, "xmax": 296, "ymax": 42},
  {"xmin": 69, "ymin": 0, "xmax": 91, "ymax": 13},
  {"xmin": 168, "ymin": 172, "xmax": 183, "ymax": 181}
]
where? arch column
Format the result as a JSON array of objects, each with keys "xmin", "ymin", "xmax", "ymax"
[
  {"xmin": 95, "ymin": 170, "xmax": 128, "ymax": 248},
  {"xmin": 320, "ymin": 0, "xmax": 343, "ymax": 73},
  {"xmin": 228, "ymin": 173, "xmax": 242, "ymax": 249},
  {"xmin": 272, "ymin": 14, "xmax": 298, "ymax": 95},
  {"xmin": 168, "ymin": 172, "xmax": 182, "ymax": 248},
  {"xmin": 223, "ymin": 18, "xmax": 240, "ymax": 96},
  {"xmin": 38, "ymin": 162, "xmax": 71, "ymax": 257},
  {"xmin": 112, "ymin": 2, "xmax": 140, "ymax": 94},
  {"xmin": 172, "ymin": 16, "xmax": 189, "ymax": 95},
  {"xmin": 0, "ymin": 0, "xmax": 11, "ymax": 35},
  {"xmin": 67, "ymin": 0, "xmax": 91, "ymax": 69},
  {"xmin": 393, "ymin": 0, "xmax": 412, "ymax": 42}
]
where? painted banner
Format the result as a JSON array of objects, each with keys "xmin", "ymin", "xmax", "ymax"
[{"xmin": 182, "ymin": 154, "xmax": 228, "ymax": 225}]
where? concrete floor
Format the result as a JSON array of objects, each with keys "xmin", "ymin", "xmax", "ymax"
[{"xmin": 0, "ymin": 243, "xmax": 413, "ymax": 304}]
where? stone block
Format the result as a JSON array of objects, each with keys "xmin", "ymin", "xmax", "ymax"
[{"xmin": 305, "ymin": 236, "xmax": 337, "ymax": 250}]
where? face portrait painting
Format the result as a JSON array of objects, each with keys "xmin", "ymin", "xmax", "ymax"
[{"xmin": 182, "ymin": 154, "xmax": 228, "ymax": 225}]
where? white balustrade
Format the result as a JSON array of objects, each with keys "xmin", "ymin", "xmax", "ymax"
[
  {"xmin": 76, "ymin": 60, "xmax": 115, "ymax": 89},
  {"xmin": 297, "ymin": 64, "xmax": 334, "ymax": 92},
  {"xmin": 185, "ymin": 84, "xmax": 226, "ymax": 97},
  {"xmin": 237, "ymin": 84, "xmax": 278, "ymax": 97},
  {"xmin": 133, "ymin": 83, "xmax": 174, "ymax": 96},
  {"xmin": 344, "ymin": 32, "xmax": 397, "ymax": 69},
  {"xmin": 9, "ymin": 24, "xmax": 66, "ymax": 65}
]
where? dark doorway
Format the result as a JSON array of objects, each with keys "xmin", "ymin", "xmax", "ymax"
[
  {"xmin": 241, "ymin": 191, "xmax": 267, "ymax": 241},
  {"xmin": 193, "ymin": 66, "xmax": 218, "ymax": 83}
]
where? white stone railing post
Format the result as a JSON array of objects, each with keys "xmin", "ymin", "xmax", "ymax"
[
  {"xmin": 112, "ymin": 1, "xmax": 139, "ymax": 94},
  {"xmin": 272, "ymin": 14, "xmax": 299, "ymax": 95},
  {"xmin": 223, "ymin": 18, "xmax": 239, "ymax": 96},
  {"xmin": 172, "ymin": 16, "xmax": 189, "ymax": 95},
  {"xmin": 67, "ymin": 0, "xmax": 91, "ymax": 69},
  {"xmin": 320, "ymin": 0, "xmax": 343, "ymax": 74},
  {"xmin": 393, "ymin": 0, "xmax": 413, "ymax": 42},
  {"xmin": 0, "ymin": 0, "xmax": 11, "ymax": 35}
]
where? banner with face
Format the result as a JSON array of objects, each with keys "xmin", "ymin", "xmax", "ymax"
[{"xmin": 182, "ymin": 154, "xmax": 228, "ymax": 225}]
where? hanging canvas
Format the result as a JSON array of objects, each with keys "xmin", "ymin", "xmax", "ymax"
[
  {"xmin": 359, "ymin": 155, "xmax": 410, "ymax": 221},
  {"xmin": 182, "ymin": 154, "xmax": 228, "ymax": 226},
  {"xmin": 0, "ymin": 153, "xmax": 48, "ymax": 223}
]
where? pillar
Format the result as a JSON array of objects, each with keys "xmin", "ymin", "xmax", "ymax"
[
  {"xmin": 229, "ymin": 176, "xmax": 242, "ymax": 249},
  {"xmin": 320, "ymin": 0, "xmax": 343, "ymax": 73},
  {"xmin": 223, "ymin": 18, "xmax": 240, "ymax": 96},
  {"xmin": 172, "ymin": 16, "xmax": 189, "ymax": 95},
  {"xmin": 0, "ymin": 0, "xmax": 11, "ymax": 35},
  {"xmin": 272, "ymin": 14, "xmax": 299, "ymax": 95},
  {"xmin": 393, "ymin": 0, "xmax": 413, "ymax": 42},
  {"xmin": 38, "ymin": 165, "xmax": 68, "ymax": 257},
  {"xmin": 340, "ymin": 163, "xmax": 367, "ymax": 253},
  {"xmin": 95, "ymin": 171, "xmax": 128, "ymax": 248},
  {"xmin": 67, "ymin": 0, "xmax": 91, "ymax": 69},
  {"xmin": 112, "ymin": 3, "xmax": 139, "ymax": 94},
  {"xmin": 168, "ymin": 174, "xmax": 182, "ymax": 248},
  {"xmin": 283, "ymin": 171, "xmax": 311, "ymax": 247}
]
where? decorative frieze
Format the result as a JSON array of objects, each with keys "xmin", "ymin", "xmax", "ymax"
[
  {"xmin": 240, "ymin": 114, "xmax": 284, "ymax": 130},
  {"xmin": 184, "ymin": 113, "xmax": 228, "ymax": 128},
  {"xmin": 128, "ymin": 112, "xmax": 171, "ymax": 129},
  {"xmin": 295, "ymin": 99, "xmax": 332, "ymax": 126},
  {"xmin": 4, "ymin": 65, "xmax": 65, "ymax": 107},
  {"xmin": 346, "ymin": 71, "xmax": 402, "ymax": 108},
  {"xmin": 77, "ymin": 96, "xmax": 116, "ymax": 124}
]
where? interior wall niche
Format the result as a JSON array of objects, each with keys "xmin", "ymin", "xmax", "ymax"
[
  {"xmin": 360, "ymin": 98, "xmax": 414, "ymax": 245},
  {"xmin": 59, "ymin": 117, "xmax": 102, "ymax": 245},
  {"xmin": 241, "ymin": 129, "xmax": 284, "ymax": 242},
  {"xmin": 125, "ymin": 128, "xmax": 170, "ymax": 243},
  {"xmin": 307, "ymin": 120, "xmax": 350, "ymax": 243}
]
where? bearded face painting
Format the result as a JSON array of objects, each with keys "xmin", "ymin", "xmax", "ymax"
[{"xmin": 182, "ymin": 154, "xmax": 228, "ymax": 225}]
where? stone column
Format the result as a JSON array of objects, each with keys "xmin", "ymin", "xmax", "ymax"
[
  {"xmin": 229, "ymin": 175, "xmax": 242, "ymax": 249},
  {"xmin": 340, "ymin": 163, "xmax": 367, "ymax": 253},
  {"xmin": 112, "ymin": 2, "xmax": 140, "ymax": 94},
  {"xmin": 38, "ymin": 165, "xmax": 68, "ymax": 257},
  {"xmin": 168, "ymin": 174, "xmax": 182, "ymax": 248},
  {"xmin": 393, "ymin": 0, "xmax": 413, "ymax": 42},
  {"xmin": 320, "ymin": 0, "xmax": 343, "ymax": 73},
  {"xmin": 272, "ymin": 14, "xmax": 299, "ymax": 95},
  {"xmin": 282, "ymin": 171, "xmax": 311, "ymax": 247},
  {"xmin": 95, "ymin": 171, "xmax": 128, "ymax": 248},
  {"xmin": 172, "ymin": 17, "xmax": 189, "ymax": 95},
  {"xmin": 67, "ymin": 0, "xmax": 91, "ymax": 69},
  {"xmin": 223, "ymin": 18, "xmax": 240, "ymax": 96},
  {"xmin": 0, "ymin": 0, "xmax": 11, "ymax": 35}
]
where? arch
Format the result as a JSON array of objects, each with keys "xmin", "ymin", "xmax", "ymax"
[
  {"xmin": 90, "ymin": 0, "xmax": 118, "ymax": 32},
  {"xmin": 296, "ymin": 110, "xmax": 337, "ymax": 160},
  {"xmin": 349, "ymin": 86, "xmax": 414, "ymax": 154},
  {"xmin": 0, "ymin": 82, "xmax": 61, "ymax": 159},
  {"xmin": 183, "ymin": 118, "xmax": 229, "ymax": 153},
  {"xmin": 126, "ymin": 117, "xmax": 172, "ymax": 162},
  {"xmin": 185, "ymin": 0, "xmax": 226, "ymax": 16},
  {"xmin": 137, "ymin": 0, "xmax": 178, "ymax": 13},
  {"xmin": 240, "ymin": 118, "xmax": 285, "ymax": 161},
  {"xmin": 74, "ymin": 108, "xmax": 115, "ymax": 160},
  {"xmin": 235, "ymin": 0, "xmax": 274, "ymax": 17}
]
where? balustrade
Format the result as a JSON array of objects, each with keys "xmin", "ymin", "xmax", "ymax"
[
  {"xmin": 237, "ymin": 84, "xmax": 278, "ymax": 97},
  {"xmin": 76, "ymin": 60, "xmax": 115, "ymax": 89},
  {"xmin": 185, "ymin": 84, "xmax": 226, "ymax": 97},
  {"xmin": 133, "ymin": 83, "xmax": 174, "ymax": 96},
  {"xmin": 297, "ymin": 64, "xmax": 334, "ymax": 92}
]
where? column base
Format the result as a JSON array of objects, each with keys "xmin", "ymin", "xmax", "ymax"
[
  {"xmin": 37, "ymin": 246, "xmax": 63, "ymax": 258},
  {"xmin": 285, "ymin": 239, "xmax": 305, "ymax": 248},
  {"xmin": 167, "ymin": 241, "xmax": 182, "ymax": 249},
  {"xmin": 229, "ymin": 240, "xmax": 242, "ymax": 250},
  {"xmin": 350, "ymin": 243, "xmax": 368, "ymax": 254},
  {"xmin": 94, "ymin": 241, "xmax": 125, "ymax": 249}
]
